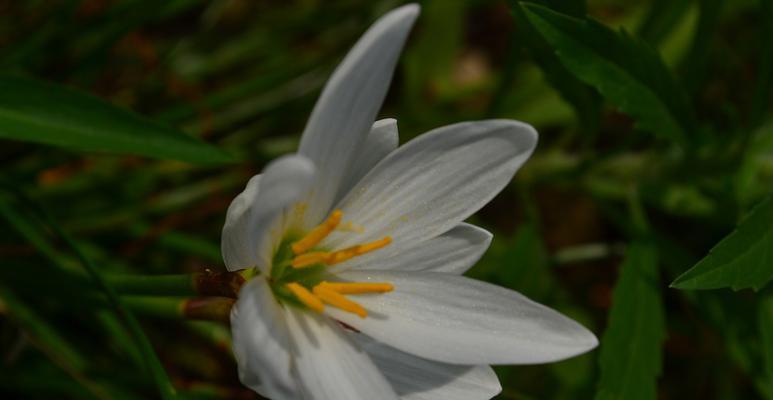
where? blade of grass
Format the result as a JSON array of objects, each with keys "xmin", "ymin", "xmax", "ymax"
[
  {"xmin": 0, "ymin": 287, "xmax": 113, "ymax": 400},
  {"xmin": 0, "ymin": 187, "xmax": 177, "ymax": 399}
]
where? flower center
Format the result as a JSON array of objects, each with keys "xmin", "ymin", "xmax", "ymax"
[{"xmin": 270, "ymin": 209, "xmax": 393, "ymax": 318}]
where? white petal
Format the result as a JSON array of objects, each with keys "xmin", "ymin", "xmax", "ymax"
[
  {"xmin": 298, "ymin": 5, "xmax": 419, "ymax": 229},
  {"xmin": 329, "ymin": 270, "xmax": 598, "ymax": 365},
  {"xmin": 221, "ymin": 155, "xmax": 315, "ymax": 272},
  {"xmin": 230, "ymin": 278, "xmax": 299, "ymax": 399},
  {"xmin": 331, "ymin": 223, "xmax": 491, "ymax": 275},
  {"xmin": 325, "ymin": 120, "xmax": 537, "ymax": 250},
  {"xmin": 339, "ymin": 118, "xmax": 400, "ymax": 200},
  {"xmin": 285, "ymin": 308, "xmax": 398, "ymax": 400},
  {"xmin": 354, "ymin": 334, "xmax": 501, "ymax": 400},
  {"xmin": 221, "ymin": 174, "xmax": 261, "ymax": 271}
]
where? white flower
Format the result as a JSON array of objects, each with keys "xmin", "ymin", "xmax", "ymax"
[{"xmin": 223, "ymin": 4, "xmax": 598, "ymax": 400}]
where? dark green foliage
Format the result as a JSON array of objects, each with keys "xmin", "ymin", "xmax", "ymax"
[
  {"xmin": 672, "ymin": 196, "xmax": 773, "ymax": 290},
  {"xmin": 0, "ymin": 76, "xmax": 232, "ymax": 164},
  {"xmin": 510, "ymin": 1, "xmax": 602, "ymax": 139},
  {"xmin": 761, "ymin": 297, "xmax": 773, "ymax": 399},
  {"xmin": 595, "ymin": 243, "xmax": 665, "ymax": 400},
  {"xmin": 522, "ymin": 2, "xmax": 697, "ymax": 145},
  {"xmin": 0, "ymin": 1, "xmax": 771, "ymax": 399}
]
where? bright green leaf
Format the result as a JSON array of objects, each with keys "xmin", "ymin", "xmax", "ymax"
[
  {"xmin": 0, "ymin": 75, "xmax": 232, "ymax": 164},
  {"xmin": 595, "ymin": 242, "xmax": 665, "ymax": 400},
  {"xmin": 671, "ymin": 196, "xmax": 773, "ymax": 291},
  {"xmin": 521, "ymin": 3, "xmax": 696, "ymax": 145}
]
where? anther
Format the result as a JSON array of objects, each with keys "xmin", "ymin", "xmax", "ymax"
[
  {"xmin": 313, "ymin": 284, "xmax": 368, "ymax": 318},
  {"xmin": 318, "ymin": 281, "xmax": 394, "ymax": 294},
  {"xmin": 325, "ymin": 236, "xmax": 392, "ymax": 265},
  {"xmin": 291, "ymin": 251, "xmax": 330, "ymax": 269},
  {"xmin": 285, "ymin": 283, "xmax": 324, "ymax": 313},
  {"xmin": 292, "ymin": 210, "xmax": 343, "ymax": 254},
  {"xmin": 290, "ymin": 237, "xmax": 392, "ymax": 269}
]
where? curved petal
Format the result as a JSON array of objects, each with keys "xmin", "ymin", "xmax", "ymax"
[
  {"xmin": 221, "ymin": 174, "xmax": 262, "ymax": 271},
  {"xmin": 328, "ymin": 270, "xmax": 598, "ymax": 365},
  {"xmin": 285, "ymin": 308, "xmax": 398, "ymax": 400},
  {"xmin": 338, "ymin": 118, "xmax": 400, "ymax": 200},
  {"xmin": 298, "ymin": 5, "xmax": 419, "ymax": 229},
  {"xmin": 231, "ymin": 278, "xmax": 299, "ymax": 399},
  {"xmin": 221, "ymin": 155, "xmax": 315, "ymax": 272},
  {"xmin": 331, "ymin": 223, "xmax": 491, "ymax": 275},
  {"xmin": 324, "ymin": 120, "xmax": 537, "ymax": 250},
  {"xmin": 354, "ymin": 334, "xmax": 501, "ymax": 400}
]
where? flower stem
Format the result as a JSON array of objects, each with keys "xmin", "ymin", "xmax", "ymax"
[
  {"xmin": 123, "ymin": 296, "xmax": 235, "ymax": 324},
  {"xmin": 96, "ymin": 269, "xmax": 245, "ymax": 298}
]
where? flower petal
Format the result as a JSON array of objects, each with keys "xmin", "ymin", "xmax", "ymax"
[
  {"xmin": 298, "ymin": 5, "xmax": 419, "ymax": 229},
  {"xmin": 354, "ymin": 334, "xmax": 502, "ymax": 400},
  {"xmin": 332, "ymin": 223, "xmax": 491, "ymax": 275},
  {"xmin": 325, "ymin": 120, "xmax": 537, "ymax": 250},
  {"xmin": 285, "ymin": 308, "xmax": 398, "ymax": 400},
  {"xmin": 221, "ymin": 155, "xmax": 315, "ymax": 272},
  {"xmin": 231, "ymin": 278, "xmax": 299, "ymax": 399},
  {"xmin": 329, "ymin": 270, "xmax": 598, "ymax": 365},
  {"xmin": 339, "ymin": 118, "xmax": 400, "ymax": 200}
]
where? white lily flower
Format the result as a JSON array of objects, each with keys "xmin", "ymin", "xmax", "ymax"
[{"xmin": 223, "ymin": 4, "xmax": 598, "ymax": 400}]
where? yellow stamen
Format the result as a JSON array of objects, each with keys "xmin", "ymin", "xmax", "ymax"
[
  {"xmin": 291, "ymin": 210, "xmax": 343, "ymax": 254},
  {"xmin": 325, "ymin": 236, "xmax": 392, "ymax": 265},
  {"xmin": 290, "ymin": 236, "xmax": 392, "ymax": 269},
  {"xmin": 313, "ymin": 284, "xmax": 368, "ymax": 318},
  {"xmin": 285, "ymin": 283, "xmax": 324, "ymax": 313},
  {"xmin": 291, "ymin": 251, "xmax": 330, "ymax": 269},
  {"xmin": 318, "ymin": 281, "xmax": 394, "ymax": 294}
]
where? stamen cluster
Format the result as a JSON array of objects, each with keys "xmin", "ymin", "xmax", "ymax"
[{"xmin": 272, "ymin": 209, "xmax": 394, "ymax": 318}]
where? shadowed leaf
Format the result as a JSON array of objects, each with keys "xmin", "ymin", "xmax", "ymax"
[
  {"xmin": 0, "ymin": 75, "xmax": 232, "ymax": 164},
  {"xmin": 521, "ymin": 3, "xmax": 696, "ymax": 145},
  {"xmin": 672, "ymin": 196, "xmax": 773, "ymax": 291},
  {"xmin": 596, "ymin": 242, "xmax": 665, "ymax": 400}
]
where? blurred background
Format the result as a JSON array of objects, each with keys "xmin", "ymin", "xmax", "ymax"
[{"xmin": 1, "ymin": 0, "xmax": 772, "ymax": 399}]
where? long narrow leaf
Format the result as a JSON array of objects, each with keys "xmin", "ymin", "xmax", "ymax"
[
  {"xmin": 0, "ymin": 75, "xmax": 232, "ymax": 164},
  {"xmin": 0, "ymin": 189, "xmax": 177, "ymax": 399},
  {"xmin": 595, "ymin": 242, "xmax": 665, "ymax": 400}
]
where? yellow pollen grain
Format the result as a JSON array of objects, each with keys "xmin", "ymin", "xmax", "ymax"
[
  {"xmin": 313, "ymin": 284, "xmax": 368, "ymax": 318},
  {"xmin": 318, "ymin": 281, "xmax": 394, "ymax": 294},
  {"xmin": 326, "ymin": 236, "xmax": 392, "ymax": 265},
  {"xmin": 285, "ymin": 283, "xmax": 325, "ymax": 313},
  {"xmin": 291, "ymin": 210, "xmax": 343, "ymax": 254},
  {"xmin": 291, "ymin": 251, "xmax": 331, "ymax": 269}
]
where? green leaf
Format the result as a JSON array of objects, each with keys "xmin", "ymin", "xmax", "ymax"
[
  {"xmin": 595, "ymin": 242, "xmax": 665, "ymax": 400},
  {"xmin": 637, "ymin": 0, "xmax": 691, "ymax": 46},
  {"xmin": 509, "ymin": 1, "xmax": 602, "ymax": 138},
  {"xmin": 521, "ymin": 3, "xmax": 696, "ymax": 145},
  {"xmin": 671, "ymin": 195, "xmax": 773, "ymax": 290},
  {"xmin": 760, "ymin": 297, "xmax": 773, "ymax": 399},
  {"xmin": 679, "ymin": 0, "xmax": 725, "ymax": 92},
  {"xmin": 0, "ymin": 75, "xmax": 232, "ymax": 164}
]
